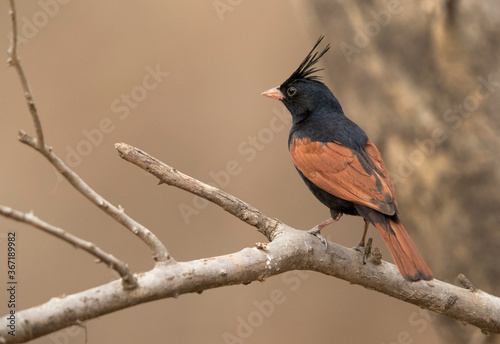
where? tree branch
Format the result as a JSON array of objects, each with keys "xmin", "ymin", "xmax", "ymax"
[
  {"xmin": 18, "ymin": 132, "xmax": 171, "ymax": 263},
  {"xmin": 0, "ymin": 205, "xmax": 137, "ymax": 290},
  {"xmin": 114, "ymin": 142, "xmax": 280, "ymax": 241},
  {"xmin": 5, "ymin": 0, "xmax": 171, "ymax": 264},
  {"xmin": 2, "ymin": 1, "xmax": 499, "ymax": 341},
  {"xmin": 7, "ymin": 0, "xmax": 44, "ymax": 149},
  {"xmin": 1, "ymin": 144, "xmax": 499, "ymax": 342},
  {"xmin": 114, "ymin": 144, "xmax": 500, "ymax": 332}
]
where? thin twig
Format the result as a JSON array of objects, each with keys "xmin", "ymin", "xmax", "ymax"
[
  {"xmin": 458, "ymin": 273, "xmax": 477, "ymax": 292},
  {"xmin": 19, "ymin": 132, "xmax": 172, "ymax": 263},
  {"xmin": 0, "ymin": 205, "xmax": 138, "ymax": 290},
  {"xmin": 114, "ymin": 142, "xmax": 280, "ymax": 240},
  {"xmin": 5, "ymin": 0, "xmax": 171, "ymax": 263},
  {"xmin": 7, "ymin": 0, "xmax": 44, "ymax": 149}
]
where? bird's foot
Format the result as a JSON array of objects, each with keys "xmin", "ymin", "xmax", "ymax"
[
  {"xmin": 355, "ymin": 238, "xmax": 373, "ymax": 264},
  {"xmin": 354, "ymin": 239, "xmax": 365, "ymax": 252},
  {"xmin": 307, "ymin": 216, "xmax": 339, "ymax": 249},
  {"xmin": 307, "ymin": 226, "xmax": 328, "ymax": 249}
]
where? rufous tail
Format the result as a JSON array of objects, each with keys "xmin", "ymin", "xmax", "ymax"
[{"xmin": 372, "ymin": 216, "xmax": 433, "ymax": 281}]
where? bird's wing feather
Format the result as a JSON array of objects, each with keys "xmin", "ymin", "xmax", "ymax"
[{"xmin": 290, "ymin": 136, "xmax": 398, "ymax": 215}]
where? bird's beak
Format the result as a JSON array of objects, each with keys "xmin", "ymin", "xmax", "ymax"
[{"xmin": 261, "ymin": 86, "xmax": 284, "ymax": 100}]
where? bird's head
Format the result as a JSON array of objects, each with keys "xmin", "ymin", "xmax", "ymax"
[{"xmin": 262, "ymin": 36, "xmax": 341, "ymax": 123}]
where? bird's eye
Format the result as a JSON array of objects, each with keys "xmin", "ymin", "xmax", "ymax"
[{"xmin": 287, "ymin": 87, "xmax": 297, "ymax": 97}]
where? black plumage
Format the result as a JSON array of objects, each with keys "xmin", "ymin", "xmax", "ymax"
[{"xmin": 262, "ymin": 36, "xmax": 432, "ymax": 281}]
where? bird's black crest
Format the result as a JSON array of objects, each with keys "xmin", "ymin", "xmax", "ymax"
[{"xmin": 285, "ymin": 35, "xmax": 330, "ymax": 83}]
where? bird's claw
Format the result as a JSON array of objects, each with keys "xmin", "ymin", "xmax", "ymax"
[
  {"xmin": 356, "ymin": 238, "xmax": 373, "ymax": 264},
  {"xmin": 354, "ymin": 241, "xmax": 365, "ymax": 253},
  {"xmin": 308, "ymin": 227, "xmax": 328, "ymax": 249}
]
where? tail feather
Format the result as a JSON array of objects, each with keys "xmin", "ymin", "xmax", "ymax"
[{"xmin": 372, "ymin": 216, "xmax": 433, "ymax": 281}]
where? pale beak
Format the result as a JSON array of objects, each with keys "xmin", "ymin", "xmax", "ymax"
[{"xmin": 261, "ymin": 86, "xmax": 284, "ymax": 100}]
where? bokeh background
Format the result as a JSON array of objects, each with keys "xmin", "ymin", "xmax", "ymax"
[{"xmin": 1, "ymin": 1, "xmax": 499, "ymax": 343}]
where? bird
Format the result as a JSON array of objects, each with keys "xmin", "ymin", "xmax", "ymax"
[{"xmin": 261, "ymin": 36, "xmax": 433, "ymax": 281}]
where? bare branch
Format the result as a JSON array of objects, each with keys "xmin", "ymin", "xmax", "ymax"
[
  {"xmin": 115, "ymin": 142, "xmax": 280, "ymax": 241},
  {"xmin": 5, "ymin": 0, "xmax": 171, "ymax": 263},
  {"xmin": 18, "ymin": 133, "xmax": 172, "ymax": 263},
  {"xmin": 458, "ymin": 273, "xmax": 478, "ymax": 292},
  {"xmin": 7, "ymin": 0, "xmax": 44, "ymax": 149},
  {"xmin": 3, "ymin": 1, "xmax": 499, "ymax": 341},
  {"xmin": 0, "ymin": 205, "xmax": 137, "ymax": 290},
  {"xmin": 1, "ymin": 144, "xmax": 499, "ymax": 341},
  {"xmin": 1, "ymin": 217, "xmax": 499, "ymax": 342},
  {"xmin": 113, "ymin": 143, "xmax": 500, "ymax": 330}
]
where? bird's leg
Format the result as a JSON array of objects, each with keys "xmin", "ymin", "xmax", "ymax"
[
  {"xmin": 355, "ymin": 219, "xmax": 370, "ymax": 252},
  {"xmin": 362, "ymin": 238, "xmax": 373, "ymax": 264},
  {"xmin": 308, "ymin": 218, "xmax": 334, "ymax": 234},
  {"xmin": 308, "ymin": 211, "xmax": 343, "ymax": 248},
  {"xmin": 358, "ymin": 219, "xmax": 370, "ymax": 247}
]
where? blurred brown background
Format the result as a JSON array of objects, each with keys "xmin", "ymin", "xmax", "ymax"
[{"xmin": 0, "ymin": 1, "xmax": 498, "ymax": 343}]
